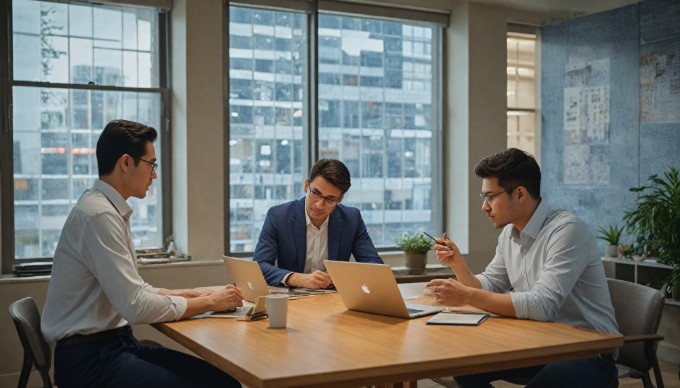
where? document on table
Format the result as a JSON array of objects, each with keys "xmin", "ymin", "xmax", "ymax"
[
  {"xmin": 202, "ymin": 298, "xmax": 267, "ymax": 321},
  {"xmin": 269, "ymin": 286, "xmax": 337, "ymax": 299},
  {"xmin": 426, "ymin": 311, "xmax": 489, "ymax": 326}
]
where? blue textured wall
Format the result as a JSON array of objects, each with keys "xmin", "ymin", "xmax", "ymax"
[{"xmin": 541, "ymin": 0, "xmax": 680, "ymax": 247}]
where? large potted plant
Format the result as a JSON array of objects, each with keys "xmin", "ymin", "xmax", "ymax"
[
  {"xmin": 395, "ymin": 232, "xmax": 433, "ymax": 275},
  {"xmin": 596, "ymin": 224, "xmax": 623, "ymax": 257},
  {"xmin": 623, "ymin": 167, "xmax": 680, "ymax": 299}
]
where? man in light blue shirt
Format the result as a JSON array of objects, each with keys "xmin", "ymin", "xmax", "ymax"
[{"xmin": 427, "ymin": 148, "xmax": 619, "ymax": 388}]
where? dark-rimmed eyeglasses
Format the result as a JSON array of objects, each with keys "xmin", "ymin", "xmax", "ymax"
[
  {"xmin": 134, "ymin": 157, "xmax": 158, "ymax": 173},
  {"xmin": 479, "ymin": 187, "xmax": 516, "ymax": 204},
  {"xmin": 308, "ymin": 186, "xmax": 341, "ymax": 207}
]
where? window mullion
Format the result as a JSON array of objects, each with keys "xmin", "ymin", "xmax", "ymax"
[
  {"xmin": 1, "ymin": 0, "xmax": 16, "ymax": 274},
  {"xmin": 307, "ymin": 3, "xmax": 318, "ymax": 169}
]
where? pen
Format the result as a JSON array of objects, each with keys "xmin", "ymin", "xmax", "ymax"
[
  {"xmin": 422, "ymin": 231, "xmax": 438, "ymax": 242},
  {"xmin": 422, "ymin": 231, "xmax": 449, "ymax": 243}
]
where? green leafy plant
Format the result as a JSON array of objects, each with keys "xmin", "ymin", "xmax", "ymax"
[
  {"xmin": 596, "ymin": 224, "xmax": 623, "ymax": 245},
  {"xmin": 395, "ymin": 232, "xmax": 432, "ymax": 254},
  {"xmin": 624, "ymin": 167, "xmax": 680, "ymax": 296},
  {"xmin": 619, "ymin": 243, "xmax": 633, "ymax": 258}
]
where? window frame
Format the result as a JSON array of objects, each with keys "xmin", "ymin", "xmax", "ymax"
[
  {"xmin": 0, "ymin": 0, "xmax": 172, "ymax": 274},
  {"xmin": 224, "ymin": 0, "xmax": 445, "ymax": 255}
]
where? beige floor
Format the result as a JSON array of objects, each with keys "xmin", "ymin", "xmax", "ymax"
[{"xmin": 418, "ymin": 359, "xmax": 680, "ymax": 388}]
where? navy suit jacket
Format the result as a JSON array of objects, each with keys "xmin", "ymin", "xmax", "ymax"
[{"xmin": 253, "ymin": 197, "xmax": 382, "ymax": 285}]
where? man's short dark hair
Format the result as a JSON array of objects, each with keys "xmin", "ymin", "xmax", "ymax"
[
  {"xmin": 96, "ymin": 120, "xmax": 157, "ymax": 176},
  {"xmin": 474, "ymin": 148, "xmax": 541, "ymax": 199},
  {"xmin": 309, "ymin": 159, "xmax": 351, "ymax": 194}
]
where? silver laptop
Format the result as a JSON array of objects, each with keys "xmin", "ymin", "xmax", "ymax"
[
  {"xmin": 324, "ymin": 260, "xmax": 443, "ymax": 319},
  {"xmin": 223, "ymin": 256, "xmax": 271, "ymax": 303}
]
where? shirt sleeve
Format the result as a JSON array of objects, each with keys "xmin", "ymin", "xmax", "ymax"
[
  {"xmin": 476, "ymin": 230, "xmax": 512, "ymax": 293},
  {"xmin": 510, "ymin": 221, "xmax": 591, "ymax": 321},
  {"xmin": 143, "ymin": 283, "xmax": 161, "ymax": 294},
  {"xmin": 83, "ymin": 212, "xmax": 187, "ymax": 323},
  {"xmin": 281, "ymin": 272, "xmax": 292, "ymax": 286}
]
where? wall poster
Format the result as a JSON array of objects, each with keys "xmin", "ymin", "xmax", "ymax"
[{"xmin": 563, "ymin": 58, "xmax": 611, "ymax": 185}]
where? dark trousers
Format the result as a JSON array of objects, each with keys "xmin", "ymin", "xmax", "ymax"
[
  {"xmin": 54, "ymin": 331, "xmax": 241, "ymax": 388},
  {"xmin": 455, "ymin": 355, "xmax": 618, "ymax": 388}
]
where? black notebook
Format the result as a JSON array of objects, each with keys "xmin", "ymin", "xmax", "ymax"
[{"xmin": 426, "ymin": 311, "xmax": 489, "ymax": 326}]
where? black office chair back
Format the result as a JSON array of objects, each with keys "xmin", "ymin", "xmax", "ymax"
[
  {"xmin": 607, "ymin": 278, "xmax": 665, "ymax": 388},
  {"xmin": 9, "ymin": 297, "xmax": 53, "ymax": 388}
]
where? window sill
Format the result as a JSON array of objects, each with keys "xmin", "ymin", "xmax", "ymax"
[
  {"xmin": 0, "ymin": 257, "xmax": 449, "ymax": 283},
  {"xmin": 0, "ymin": 274, "xmax": 51, "ymax": 284},
  {"xmin": 136, "ymin": 258, "xmax": 223, "ymax": 269},
  {"xmin": 0, "ymin": 259, "xmax": 225, "ymax": 283}
]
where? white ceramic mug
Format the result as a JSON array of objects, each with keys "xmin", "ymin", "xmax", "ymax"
[{"xmin": 265, "ymin": 294, "xmax": 288, "ymax": 328}]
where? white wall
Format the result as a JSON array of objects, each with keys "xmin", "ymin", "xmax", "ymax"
[{"xmin": 171, "ymin": 0, "xmax": 227, "ymax": 261}]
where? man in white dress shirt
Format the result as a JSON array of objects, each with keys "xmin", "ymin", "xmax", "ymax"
[
  {"xmin": 427, "ymin": 148, "xmax": 619, "ymax": 388},
  {"xmin": 42, "ymin": 120, "xmax": 243, "ymax": 388}
]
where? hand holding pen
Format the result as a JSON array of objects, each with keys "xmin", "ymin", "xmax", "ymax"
[{"xmin": 423, "ymin": 232, "xmax": 461, "ymax": 267}]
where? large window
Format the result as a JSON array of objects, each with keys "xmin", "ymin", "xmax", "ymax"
[
  {"xmin": 228, "ymin": 4, "xmax": 442, "ymax": 253},
  {"xmin": 507, "ymin": 29, "xmax": 538, "ymax": 156},
  {"xmin": 228, "ymin": 8, "xmax": 306, "ymax": 252},
  {"xmin": 2, "ymin": 0, "xmax": 169, "ymax": 271}
]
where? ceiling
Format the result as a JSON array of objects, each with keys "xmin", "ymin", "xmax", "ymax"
[{"xmin": 467, "ymin": 0, "xmax": 640, "ymax": 18}]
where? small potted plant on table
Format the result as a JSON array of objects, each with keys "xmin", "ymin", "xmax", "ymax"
[{"xmin": 395, "ymin": 232, "xmax": 433, "ymax": 275}]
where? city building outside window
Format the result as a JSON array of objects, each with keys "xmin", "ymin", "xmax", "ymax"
[
  {"xmin": 1, "ymin": 0, "xmax": 169, "ymax": 272},
  {"xmin": 228, "ymin": 5, "xmax": 442, "ymax": 253}
]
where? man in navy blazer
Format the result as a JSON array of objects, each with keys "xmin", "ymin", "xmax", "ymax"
[{"xmin": 253, "ymin": 159, "xmax": 383, "ymax": 288}]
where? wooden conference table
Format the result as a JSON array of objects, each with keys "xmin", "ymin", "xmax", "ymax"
[{"xmin": 154, "ymin": 284, "xmax": 622, "ymax": 388}]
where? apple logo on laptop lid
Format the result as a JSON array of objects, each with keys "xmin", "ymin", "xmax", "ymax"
[
  {"xmin": 247, "ymin": 281, "xmax": 255, "ymax": 291},
  {"xmin": 361, "ymin": 284, "xmax": 371, "ymax": 294}
]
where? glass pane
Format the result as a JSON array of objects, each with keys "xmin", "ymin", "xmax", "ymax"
[
  {"xmin": 317, "ymin": 14, "xmax": 436, "ymax": 248},
  {"xmin": 507, "ymin": 112, "xmax": 535, "ymax": 153},
  {"xmin": 507, "ymin": 32, "xmax": 536, "ymax": 154},
  {"xmin": 507, "ymin": 33, "xmax": 536, "ymax": 110},
  {"xmin": 228, "ymin": 7, "xmax": 307, "ymax": 253},
  {"xmin": 13, "ymin": 86, "xmax": 163, "ymax": 258},
  {"xmin": 12, "ymin": 0, "xmax": 159, "ymax": 87}
]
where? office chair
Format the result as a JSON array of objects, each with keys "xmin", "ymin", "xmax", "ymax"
[
  {"xmin": 9, "ymin": 297, "xmax": 53, "ymax": 388},
  {"xmin": 607, "ymin": 278, "xmax": 665, "ymax": 388}
]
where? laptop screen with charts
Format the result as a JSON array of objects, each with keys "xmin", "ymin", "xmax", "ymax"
[
  {"xmin": 324, "ymin": 260, "xmax": 444, "ymax": 319},
  {"xmin": 223, "ymin": 256, "xmax": 270, "ymax": 303}
]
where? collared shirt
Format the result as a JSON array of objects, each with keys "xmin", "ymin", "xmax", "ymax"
[
  {"xmin": 476, "ymin": 200, "xmax": 619, "ymax": 335},
  {"xmin": 303, "ymin": 202, "xmax": 330, "ymax": 274},
  {"xmin": 281, "ymin": 196, "xmax": 330, "ymax": 285},
  {"xmin": 42, "ymin": 179, "xmax": 186, "ymax": 342}
]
